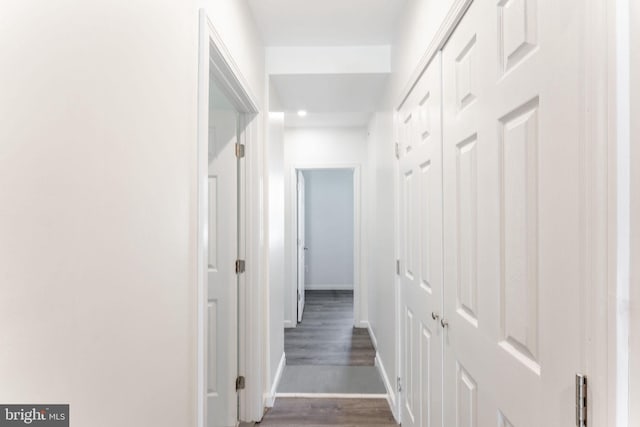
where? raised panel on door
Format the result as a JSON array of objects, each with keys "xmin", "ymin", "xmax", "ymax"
[
  {"xmin": 207, "ymin": 105, "xmax": 238, "ymax": 427},
  {"xmin": 399, "ymin": 53, "xmax": 444, "ymax": 427},
  {"xmin": 442, "ymin": 0, "xmax": 584, "ymax": 426}
]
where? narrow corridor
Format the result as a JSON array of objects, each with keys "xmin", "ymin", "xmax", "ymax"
[{"xmin": 285, "ymin": 290, "xmax": 375, "ymax": 366}]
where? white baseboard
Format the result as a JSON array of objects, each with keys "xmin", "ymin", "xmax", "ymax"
[
  {"xmin": 375, "ymin": 353, "xmax": 399, "ymax": 423},
  {"xmin": 283, "ymin": 320, "xmax": 295, "ymax": 329},
  {"xmin": 264, "ymin": 353, "xmax": 286, "ymax": 408},
  {"xmin": 305, "ymin": 284, "xmax": 354, "ymax": 291},
  {"xmin": 365, "ymin": 321, "xmax": 378, "ymax": 350},
  {"xmin": 275, "ymin": 393, "xmax": 387, "ymax": 399}
]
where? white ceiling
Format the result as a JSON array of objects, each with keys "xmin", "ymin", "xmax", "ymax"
[
  {"xmin": 248, "ymin": 0, "xmax": 406, "ymax": 46},
  {"xmin": 254, "ymin": 1, "xmax": 398, "ymax": 127},
  {"xmin": 284, "ymin": 112, "xmax": 372, "ymax": 128},
  {"xmin": 270, "ymin": 73, "xmax": 389, "ymax": 127}
]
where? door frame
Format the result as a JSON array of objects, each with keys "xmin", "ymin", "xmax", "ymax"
[
  {"xmin": 197, "ymin": 9, "xmax": 261, "ymax": 427},
  {"xmin": 296, "ymin": 170, "xmax": 306, "ymax": 323},
  {"xmin": 392, "ymin": 0, "xmax": 620, "ymax": 424},
  {"xmin": 287, "ymin": 165, "xmax": 362, "ymax": 327}
]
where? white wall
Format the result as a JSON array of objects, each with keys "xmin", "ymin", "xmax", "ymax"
[
  {"xmin": 267, "ymin": 46, "xmax": 391, "ymax": 75},
  {"xmin": 283, "ymin": 127, "xmax": 368, "ymax": 326},
  {"xmin": 303, "ymin": 169, "xmax": 355, "ymax": 290},
  {"xmin": 365, "ymin": 110, "xmax": 398, "ymax": 406},
  {"xmin": 266, "ymin": 111, "xmax": 285, "ymax": 402},
  {"xmin": 199, "ymin": 0, "xmax": 265, "ymax": 106},
  {"xmin": 630, "ymin": 0, "xmax": 640, "ymax": 423},
  {"xmin": 391, "ymin": 0, "xmax": 454, "ymax": 106},
  {"xmin": 0, "ymin": 1, "xmax": 264, "ymax": 426}
]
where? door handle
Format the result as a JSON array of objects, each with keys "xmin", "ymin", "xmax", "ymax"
[
  {"xmin": 431, "ymin": 312, "xmax": 440, "ymax": 321},
  {"xmin": 440, "ymin": 318, "xmax": 449, "ymax": 328}
]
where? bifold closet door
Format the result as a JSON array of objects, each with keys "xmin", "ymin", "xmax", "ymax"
[
  {"xmin": 442, "ymin": 0, "xmax": 584, "ymax": 426},
  {"xmin": 398, "ymin": 53, "xmax": 444, "ymax": 427}
]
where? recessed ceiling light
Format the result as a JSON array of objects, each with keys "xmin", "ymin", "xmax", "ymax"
[{"xmin": 297, "ymin": 110, "xmax": 307, "ymax": 117}]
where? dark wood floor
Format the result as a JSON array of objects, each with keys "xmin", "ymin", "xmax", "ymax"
[
  {"xmin": 285, "ymin": 290, "xmax": 376, "ymax": 366},
  {"xmin": 257, "ymin": 398, "xmax": 397, "ymax": 426}
]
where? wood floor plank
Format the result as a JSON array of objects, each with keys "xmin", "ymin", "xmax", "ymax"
[
  {"xmin": 285, "ymin": 291, "xmax": 376, "ymax": 366},
  {"xmin": 258, "ymin": 398, "xmax": 398, "ymax": 426}
]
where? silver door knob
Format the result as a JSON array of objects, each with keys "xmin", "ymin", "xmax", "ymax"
[
  {"xmin": 440, "ymin": 318, "xmax": 449, "ymax": 328},
  {"xmin": 431, "ymin": 312, "xmax": 439, "ymax": 321}
]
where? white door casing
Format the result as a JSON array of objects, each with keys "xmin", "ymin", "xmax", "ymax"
[
  {"xmin": 441, "ymin": 0, "xmax": 584, "ymax": 426},
  {"xmin": 398, "ymin": 53, "xmax": 444, "ymax": 427},
  {"xmin": 297, "ymin": 170, "xmax": 306, "ymax": 323},
  {"xmin": 198, "ymin": 10, "xmax": 262, "ymax": 425}
]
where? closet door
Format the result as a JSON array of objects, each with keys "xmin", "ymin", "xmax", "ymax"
[
  {"xmin": 398, "ymin": 54, "xmax": 444, "ymax": 427},
  {"xmin": 442, "ymin": 0, "xmax": 584, "ymax": 426}
]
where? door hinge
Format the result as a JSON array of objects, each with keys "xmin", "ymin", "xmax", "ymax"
[
  {"xmin": 235, "ymin": 259, "xmax": 246, "ymax": 274},
  {"xmin": 396, "ymin": 259, "xmax": 400, "ymax": 275},
  {"xmin": 235, "ymin": 143, "xmax": 245, "ymax": 158},
  {"xmin": 236, "ymin": 375, "xmax": 246, "ymax": 391},
  {"xmin": 576, "ymin": 374, "xmax": 587, "ymax": 427},
  {"xmin": 397, "ymin": 377, "xmax": 402, "ymax": 393},
  {"xmin": 394, "ymin": 142, "xmax": 400, "ymax": 159}
]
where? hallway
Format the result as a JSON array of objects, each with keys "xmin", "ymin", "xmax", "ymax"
[
  {"xmin": 256, "ymin": 292, "xmax": 394, "ymax": 425},
  {"xmin": 257, "ymin": 398, "xmax": 397, "ymax": 426},
  {"xmin": 0, "ymin": 1, "xmax": 636, "ymax": 427},
  {"xmin": 284, "ymin": 291, "xmax": 375, "ymax": 366},
  {"xmin": 278, "ymin": 290, "xmax": 385, "ymax": 395}
]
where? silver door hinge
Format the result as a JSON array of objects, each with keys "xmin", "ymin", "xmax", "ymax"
[
  {"xmin": 576, "ymin": 374, "xmax": 587, "ymax": 427},
  {"xmin": 396, "ymin": 259, "xmax": 400, "ymax": 275},
  {"xmin": 394, "ymin": 142, "xmax": 400, "ymax": 159},
  {"xmin": 397, "ymin": 377, "xmax": 402, "ymax": 393},
  {"xmin": 235, "ymin": 143, "xmax": 245, "ymax": 158},
  {"xmin": 235, "ymin": 259, "xmax": 246, "ymax": 274},
  {"xmin": 236, "ymin": 376, "xmax": 246, "ymax": 391}
]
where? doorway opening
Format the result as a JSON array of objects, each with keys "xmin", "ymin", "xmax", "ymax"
[
  {"xmin": 197, "ymin": 10, "xmax": 261, "ymax": 427},
  {"xmin": 295, "ymin": 168, "xmax": 355, "ymax": 325},
  {"xmin": 279, "ymin": 167, "xmax": 382, "ymax": 395}
]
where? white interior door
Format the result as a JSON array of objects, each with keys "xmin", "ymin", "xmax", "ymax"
[
  {"xmin": 207, "ymin": 88, "xmax": 239, "ymax": 427},
  {"xmin": 398, "ymin": 53, "xmax": 444, "ymax": 427},
  {"xmin": 441, "ymin": 0, "xmax": 584, "ymax": 425},
  {"xmin": 296, "ymin": 171, "xmax": 306, "ymax": 323}
]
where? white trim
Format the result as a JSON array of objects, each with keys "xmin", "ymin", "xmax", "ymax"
[
  {"xmin": 393, "ymin": 110, "xmax": 403, "ymax": 425},
  {"xmin": 375, "ymin": 354, "xmax": 399, "ymax": 423},
  {"xmin": 367, "ymin": 322, "xmax": 400, "ymax": 423},
  {"xmin": 283, "ymin": 320, "xmax": 295, "ymax": 329},
  {"xmin": 615, "ymin": 1, "xmax": 631, "ymax": 426},
  {"xmin": 197, "ymin": 9, "xmax": 262, "ymax": 427},
  {"xmin": 305, "ymin": 284, "xmax": 354, "ymax": 291},
  {"xmin": 365, "ymin": 321, "xmax": 378, "ymax": 350},
  {"xmin": 287, "ymin": 164, "xmax": 364, "ymax": 327},
  {"xmin": 581, "ymin": 0, "xmax": 619, "ymax": 424},
  {"xmin": 395, "ymin": 0, "xmax": 473, "ymax": 110},
  {"xmin": 275, "ymin": 393, "xmax": 388, "ymax": 399},
  {"xmin": 196, "ymin": 12, "xmax": 209, "ymax": 427},
  {"xmin": 264, "ymin": 353, "xmax": 286, "ymax": 408}
]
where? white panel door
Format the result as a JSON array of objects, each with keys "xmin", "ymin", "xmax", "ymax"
[
  {"xmin": 296, "ymin": 171, "xmax": 306, "ymax": 323},
  {"xmin": 442, "ymin": 0, "xmax": 583, "ymax": 426},
  {"xmin": 399, "ymin": 53, "xmax": 444, "ymax": 427},
  {"xmin": 207, "ymin": 106, "xmax": 239, "ymax": 427}
]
